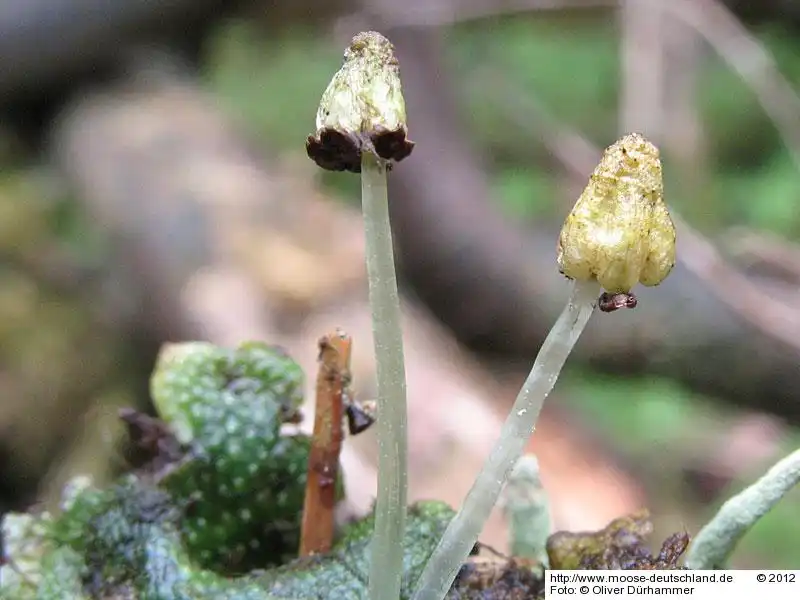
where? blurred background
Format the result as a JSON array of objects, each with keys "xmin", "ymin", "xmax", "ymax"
[{"xmin": 1, "ymin": 0, "xmax": 799, "ymax": 570}]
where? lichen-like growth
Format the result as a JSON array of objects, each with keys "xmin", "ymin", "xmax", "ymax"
[{"xmin": 685, "ymin": 446, "xmax": 800, "ymax": 569}]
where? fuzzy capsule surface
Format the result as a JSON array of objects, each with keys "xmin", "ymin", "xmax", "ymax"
[
  {"xmin": 557, "ymin": 133, "xmax": 676, "ymax": 293},
  {"xmin": 316, "ymin": 31, "xmax": 406, "ymax": 136},
  {"xmin": 306, "ymin": 31, "xmax": 414, "ymax": 172}
]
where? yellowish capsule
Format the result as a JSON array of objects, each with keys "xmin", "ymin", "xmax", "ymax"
[{"xmin": 557, "ymin": 133, "xmax": 676, "ymax": 294}]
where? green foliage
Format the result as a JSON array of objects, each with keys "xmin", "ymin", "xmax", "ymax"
[
  {"xmin": 1, "ymin": 341, "xmax": 313, "ymax": 597},
  {"xmin": 0, "ymin": 473, "xmax": 462, "ymax": 599},
  {"xmin": 261, "ymin": 502, "xmax": 456, "ymax": 599},
  {"xmin": 0, "ymin": 340, "xmax": 458, "ymax": 600},
  {"xmin": 715, "ymin": 151, "xmax": 800, "ymax": 237},
  {"xmin": 151, "ymin": 341, "xmax": 318, "ymax": 573},
  {"xmin": 491, "ymin": 168, "xmax": 560, "ymax": 220},
  {"xmin": 450, "ymin": 15, "xmax": 620, "ymax": 153},
  {"xmin": 561, "ymin": 373, "xmax": 699, "ymax": 453}
]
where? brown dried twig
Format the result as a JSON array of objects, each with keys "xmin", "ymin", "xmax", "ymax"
[{"xmin": 299, "ymin": 329, "xmax": 353, "ymax": 557}]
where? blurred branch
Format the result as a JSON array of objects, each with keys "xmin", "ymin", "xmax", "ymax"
[
  {"xmin": 619, "ymin": 0, "xmax": 708, "ymax": 183},
  {"xmin": 0, "ymin": 0, "xmax": 229, "ymax": 105},
  {"xmin": 725, "ymin": 229, "xmax": 800, "ymax": 286},
  {"xmin": 614, "ymin": 4, "xmax": 800, "ymax": 353},
  {"xmin": 49, "ymin": 69, "xmax": 362, "ymax": 345},
  {"xmin": 663, "ymin": 0, "xmax": 800, "ymax": 172},
  {"xmin": 675, "ymin": 218, "xmax": 800, "ymax": 353},
  {"xmin": 342, "ymin": 0, "xmax": 612, "ymax": 30},
  {"xmin": 49, "ymin": 69, "xmax": 286, "ymax": 345},
  {"xmin": 661, "ymin": 4, "xmax": 708, "ymax": 195},
  {"xmin": 619, "ymin": 0, "xmax": 665, "ymax": 138}
]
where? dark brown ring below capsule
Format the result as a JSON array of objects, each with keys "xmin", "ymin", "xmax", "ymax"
[{"xmin": 306, "ymin": 126, "xmax": 414, "ymax": 173}]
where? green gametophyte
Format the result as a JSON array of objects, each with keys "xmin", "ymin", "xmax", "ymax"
[
  {"xmin": 150, "ymin": 341, "xmax": 330, "ymax": 573},
  {"xmin": 1, "ymin": 474, "xmax": 480, "ymax": 599},
  {"xmin": 5, "ymin": 338, "xmax": 544, "ymax": 599}
]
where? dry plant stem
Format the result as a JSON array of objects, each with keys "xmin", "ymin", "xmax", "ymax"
[
  {"xmin": 685, "ymin": 447, "xmax": 800, "ymax": 569},
  {"xmin": 411, "ymin": 278, "xmax": 599, "ymax": 600},
  {"xmin": 361, "ymin": 151, "xmax": 408, "ymax": 600},
  {"xmin": 299, "ymin": 331, "xmax": 352, "ymax": 557}
]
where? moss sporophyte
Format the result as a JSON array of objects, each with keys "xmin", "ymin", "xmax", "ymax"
[
  {"xmin": 4, "ymin": 22, "xmax": 800, "ymax": 597},
  {"xmin": 306, "ymin": 30, "xmax": 414, "ymax": 600},
  {"xmin": 411, "ymin": 133, "xmax": 677, "ymax": 600}
]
